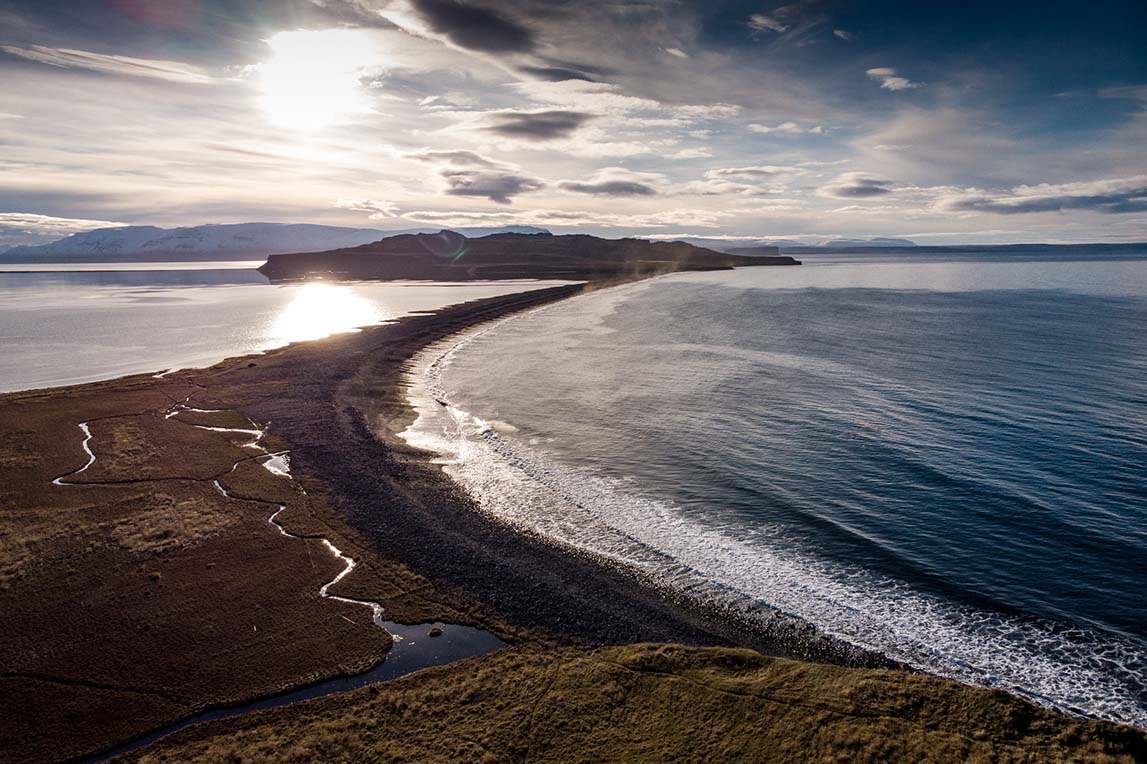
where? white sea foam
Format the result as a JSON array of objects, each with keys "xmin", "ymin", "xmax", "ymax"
[{"xmin": 400, "ymin": 288, "xmax": 1147, "ymax": 729}]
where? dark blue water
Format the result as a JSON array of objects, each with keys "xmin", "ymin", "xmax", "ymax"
[{"xmin": 406, "ymin": 253, "xmax": 1147, "ymax": 727}]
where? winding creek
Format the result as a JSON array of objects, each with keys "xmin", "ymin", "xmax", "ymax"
[{"xmin": 52, "ymin": 399, "xmax": 504, "ymax": 763}]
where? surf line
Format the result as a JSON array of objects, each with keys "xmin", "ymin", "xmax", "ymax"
[{"xmin": 52, "ymin": 403, "xmax": 387, "ymax": 633}]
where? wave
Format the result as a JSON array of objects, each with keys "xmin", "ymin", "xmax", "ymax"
[{"xmin": 400, "ymin": 296, "xmax": 1147, "ymax": 729}]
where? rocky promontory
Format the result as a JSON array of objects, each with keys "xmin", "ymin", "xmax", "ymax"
[{"xmin": 257, "ymin": 231, "xmax": 798, "ymax": 281}]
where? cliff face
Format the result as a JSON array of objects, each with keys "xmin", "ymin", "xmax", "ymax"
[{"xmin": 257, "ymin": 231, "xmax": 800, "ymax": 281}]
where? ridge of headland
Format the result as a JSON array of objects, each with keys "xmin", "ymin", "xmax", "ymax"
[{"xmin": 258, "ymin": 231, "xmax": 800, "ymax": 281}]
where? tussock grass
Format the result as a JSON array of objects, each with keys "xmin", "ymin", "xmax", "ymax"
[{"xmin": 127, "ymin": 644, "xmax": 1147, "ymax": 764}]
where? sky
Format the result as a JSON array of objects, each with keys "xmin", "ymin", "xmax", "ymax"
[{"xmin": 1, "ymin": 0, "xmax": 1145, "ymax": 248}]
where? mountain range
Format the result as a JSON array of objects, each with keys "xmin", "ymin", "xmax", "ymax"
[{"xmin": 0, "ymin": 222, "xmax": 551, "ymax": 262}]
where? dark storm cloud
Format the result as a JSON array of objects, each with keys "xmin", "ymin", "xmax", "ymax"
[
  {"xmin": 483, "ymin": 110, "xmax": 595, "ymax": 140},
  {"xmin": 558, "ymin": 180, "xmax": 657, "ymax": 196},
  {"xmin": 819, "ymin": 173, "xmax": 894, "ymax": 198},
  {"xmin": 408, "ymin": 0, "xmax": 536, "ymax": 53}
]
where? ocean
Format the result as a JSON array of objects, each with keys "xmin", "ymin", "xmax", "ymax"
[{"xmin": 403, "ymin": 248, "xmax": 1147, "ymax": 727}]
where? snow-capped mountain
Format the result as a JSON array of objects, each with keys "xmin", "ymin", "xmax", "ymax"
[{"xmin": 0, "ymin": 222, "xmax": 551, "ymax": 262}]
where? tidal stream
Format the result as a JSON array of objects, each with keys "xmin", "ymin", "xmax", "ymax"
[{"xmin": 51, "ymin": 400, "xmax": 503, "ymax": 763}]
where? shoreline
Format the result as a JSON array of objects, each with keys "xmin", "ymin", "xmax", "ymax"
[
  {"xmin": 3, "ymin": 278, "xmax": 1144, "ymax": 762},
  {"xmin": 394, "ymin": 280, "xmax": 902, "ymax": 665}
]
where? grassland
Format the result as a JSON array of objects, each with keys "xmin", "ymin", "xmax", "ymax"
[{"xmin": 123, "ymin": 644, "xmax": 1147, "ymax": 764}]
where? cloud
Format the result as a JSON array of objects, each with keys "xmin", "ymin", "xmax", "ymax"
[
  {"xmin": 403, "ymin": 149, "xmax": 543, "ymax": 204},
  {"xmin": 404, "ymin": 149, "xmax": 506, "ymax": 168},
  {"xmin": 399, "ymin": 207, "xmax": 732, "ymax": 229},
  {"xmin": 935, "ymin": 175, "xmax": 1147, "ymax": 215},
  {"xmin": 675, "ymin": 165, "xmax": 807, "ymax": 196},
  {"xmin": 516, "ymin": 65, "xmax": 600, "ymax": 82},
  {"xmin": 675, "ymin": 103, "xmax": 742, "ymax": 118},
  {"xmin": 677, "ymin": 179, "xmax": 757, "ymax": 196},
  {"xmin": 749, "ymin": 121, "xmax": 825, "ymax": 135},
  {"xmin": 482, "ymin": 110, "xmax": 596, "ymax": 140},
  {"xmin": 669, "ymin": 148, "xmax": 712, "ymax": 159},
  {"xmin": 0, "ymin": 212, "xmax": 127, "ymax": 249},
  {"xmin": 748, "ymin": 13, "xmax": 788, "ymax": 33},
  {"xmin": 384, "ymin": 0, "xmax": 536, "ymax": 54},
  {"xmin": 334, "ymin": 198, "xmax": 400, "ymax": 219},
  {"xmin": 708, "ymin": 165, "xmax": 805, "ymax": 181},
  {"xmin": 512, "ymin": 79, "xmax": 663, "ymax": 114},
  {"xmin": 833, "ymin": 29, "xmax": 852, "ymax": 41},
  {"xmin": 853, "ymin": 108, "xmax": 1019, "ymax": 183},
  {"xmin": 819, "ymin": 172, "xmax": 895, "ymax": 198},
  {"xmin": 441, "ymin": 169, "xmax": 545, "ymax": 204},
  {"xmin": 558, "ymin": 167, "xmax": 662, "ymax": 197},
  {"xmin": 0, "ymin": 45, "xmax": 214, "ymax": 84},
  {"xmin": 1097, "ymin": 84, "xmax": 1147, "ymax": 102},
  {"xmin": 558, "ymin": 180, "xmax": 657, "ymax": 197},
  {"xmin": 866, "ymin": 67, "xmax": 922, "ymax": 91}
]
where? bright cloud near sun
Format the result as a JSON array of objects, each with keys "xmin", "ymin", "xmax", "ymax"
[{"xmin": 257, "ymin": 29, "xmax": 380, "ymax": 131}]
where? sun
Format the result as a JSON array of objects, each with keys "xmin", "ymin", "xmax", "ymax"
[{"xmin": 258, "ymin": 29, "xmax": 378, "ymax": 131}]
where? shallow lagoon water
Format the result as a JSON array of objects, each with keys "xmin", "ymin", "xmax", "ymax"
[{"xmin": 0, "ymin": 266, "xmax": 572, "ymax": 392}]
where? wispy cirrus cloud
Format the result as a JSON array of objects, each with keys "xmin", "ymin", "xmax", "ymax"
[
  {"xmin": 866, "ymin": 67, "xmax": 922, "ymax": 91},
  {"xmin": 399, "ymin": 206, "xmax": 732, "ymax": 230},
  {"xmin": 334, "ymin": 198, "xmax": 400, "ymax": 219},
  {"xmin": 935, "ymin": 175, "xmax": 1147, "ymax": 214},
  {"xmin": 747, "ymin": 13, "xmax": 788, "ymax": 34},
  {"xmin": 749, "ymin": 121, "xmax": 825, "ymax": 135},
  {"xmin": 0, "ymin": 45, "xmax": 215, "ymax": 84}
]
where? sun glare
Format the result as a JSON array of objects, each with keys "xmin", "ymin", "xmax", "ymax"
[
  {"xmin": 270, "ymin": 283, "xmax": 384, "ymax": 344},
  {"xmin": 258, "ymin": 29, "xmax": 377, "ymax": 131}
]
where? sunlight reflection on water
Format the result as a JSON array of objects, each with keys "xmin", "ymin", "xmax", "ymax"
[
  {"xmin": 0, "ymin": 271, "xmax": 575, "ymax": 393},
  {"xmin": 269, "ymin": 282, "xmax": 386, "ymax": 344}
]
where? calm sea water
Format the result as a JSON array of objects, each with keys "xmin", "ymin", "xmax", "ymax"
[
  {"xmin": 405, "ymin": 250, "xmax": 1147, "ymax": 727},
  {"xmin": 0, "ymin": 264, "xmax": 570, "ymax": 393}
]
